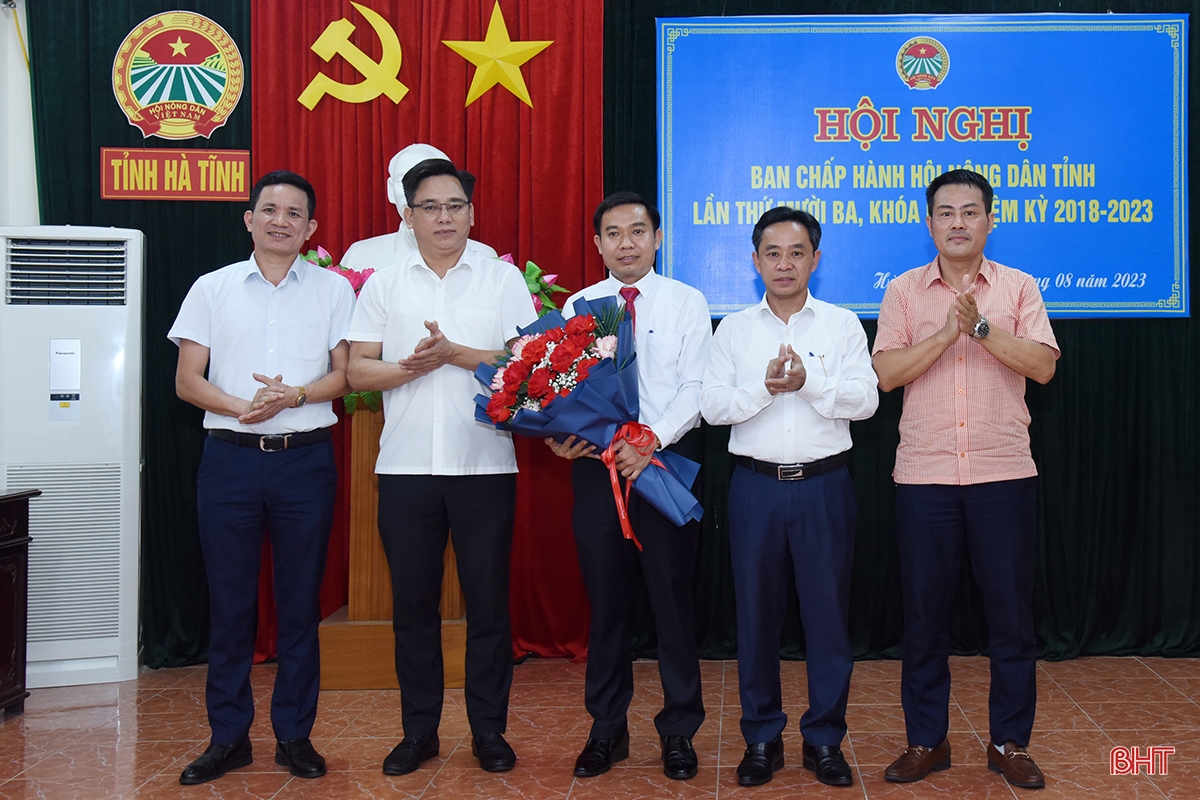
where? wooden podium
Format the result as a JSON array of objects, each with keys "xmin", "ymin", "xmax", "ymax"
[{"xmin": 318, "ymin": 411, "xmax": 467, "ymax": 689}]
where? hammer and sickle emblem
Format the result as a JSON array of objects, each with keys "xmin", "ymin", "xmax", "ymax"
[{"xmin": 298, "ymin": 2, "xmax": 408, "ymax": 110}]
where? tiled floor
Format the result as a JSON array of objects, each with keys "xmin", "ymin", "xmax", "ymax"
[{"xmin": 0, "ymin": 656, "xmax": 1196, "ymax": 798}]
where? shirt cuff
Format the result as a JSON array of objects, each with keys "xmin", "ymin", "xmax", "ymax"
[
  {"xmin": 747, "ymin": 380, "xmax": 773, "ymax": 409},
  {"xmin": 795, "ymin": 356, "xmax": 827, "ymax": 404}
]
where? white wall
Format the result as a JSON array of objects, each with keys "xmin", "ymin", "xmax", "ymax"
[{"xmin": 2, "ymin": 0, "xmax": 40, "ymax": 226}]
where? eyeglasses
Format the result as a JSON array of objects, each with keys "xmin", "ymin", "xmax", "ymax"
[{"xmin": 411, "ymin": 201, "xmax": 469, "ymax": 218}]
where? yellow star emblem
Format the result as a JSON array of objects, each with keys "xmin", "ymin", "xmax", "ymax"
[
  {"xmin": 443, "ymin": 1, "xmax": 552, "ymax": 107},
  {"xmin": 169, "ymin": 36, "xmax": 191, "ymax": 57}
]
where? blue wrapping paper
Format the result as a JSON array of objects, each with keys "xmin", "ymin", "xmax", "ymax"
[{"xmin": 473, "ymin": 295, "xmax": 703, "ymax": 526}]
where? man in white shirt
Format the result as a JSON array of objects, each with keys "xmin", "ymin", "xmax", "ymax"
[
  {"xmin": 340, "ymin": 143, "xmax": 497, "ymax": 272},
  {"xmin": 548, "ymin": 192, "xmax": 711, "ymax": 781},
  {"xmin": 169, "ymin": 171, "xmax": 356, "ymax": 785},
  {"xmin": 347, "ymin": 158, "xmax": 537, "ymax": 776},
  {"xmin": 701, "ymin": 207, "xmax": 878, "ymax": 787}
]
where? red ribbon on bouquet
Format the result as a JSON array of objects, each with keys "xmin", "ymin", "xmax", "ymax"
[{"xmin": 599, "ymin": 422, "xmax": 664, "ymax": 551}]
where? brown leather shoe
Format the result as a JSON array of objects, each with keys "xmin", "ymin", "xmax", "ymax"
[
  {"xmin": 987, "ymin": 742, "xmax": 1045, "ymax": 789},
  {"xmin": 884, "ymin": 739, "xmax": 951, "ymax": 783}
]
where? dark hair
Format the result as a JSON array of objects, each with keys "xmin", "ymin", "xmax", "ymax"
[
  {"xmin": 402, "ymin": 158, "xmax": 476, "ymax": 205},
  {"xmin": 926, "ymin": 169, "xmax": 993, "ymax": 216},
  {"xmin": 752, "ymin": 206, "xmax": 822, "ymax": 252},
  {"xmin": 592, "ymin": 191, "xmax": 660, "ymax": 235},
  {"xmin": 249, "ymin": 170, "xmax": 316, "ymax": 218}
]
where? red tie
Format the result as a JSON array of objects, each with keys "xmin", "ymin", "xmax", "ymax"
[{"xmin": 619, "ymin": 286, "xmax": 639, "ymax": 329}]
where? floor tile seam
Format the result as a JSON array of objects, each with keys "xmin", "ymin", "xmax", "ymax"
[{"xmin": 118, "ymin": 770, "xmax": 177, "ymax": 799}]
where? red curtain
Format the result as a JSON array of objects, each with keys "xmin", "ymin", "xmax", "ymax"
[{"xmin": 249, "ymin": 0, "xmax": 605, "ymax": 662}]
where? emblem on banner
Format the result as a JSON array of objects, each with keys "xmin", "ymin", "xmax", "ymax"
[
  {"xmin": 896, "ymin": 37, "xmax": 950, "ymax": 89},
  {"xmin": 298, "ymin": 2, "xmax": 408, "ymax": 110},
  {"xmin": 112, "ymin": 12, "xmax": 244, "ymax": 139}
]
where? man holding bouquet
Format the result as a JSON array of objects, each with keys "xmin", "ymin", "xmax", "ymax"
[
  {"xmin": 700, "ymin": 207, "xmax": 878, "ymax": 787},
  {"xmin": 547, "ymin": 192, "xmax": 712, "ymax": 780},
  {"xmin": 346, "ymin": 158, "xmax": 537, "ymax": 776}
]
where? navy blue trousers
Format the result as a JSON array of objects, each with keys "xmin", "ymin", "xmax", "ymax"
[
  {"xmin": 196, "ymin": 436, "xmax": 336, "ymax": 744},
  {"xmin": 729, "ymin": 463, "xmax": 856, "ymax": 746},
  {"xmin": 571, "ymin": 453, "xmax": 705, "ymax": 740},
  {"xmin": 895, "ymin": 478, "xmax": 1038, "ymax": 748},
  {"xmin": 376, "ymin": 474, "xmax": 515, "ymax": 739}
]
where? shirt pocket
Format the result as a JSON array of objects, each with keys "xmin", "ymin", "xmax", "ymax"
[
  {"xmin": 642, "ymin": 329, "xmax": 684, "ymax": 372},
  {"xmin": 452, "ymin": 307, "xmax": 498, "ymax": 349},
  {"xmin": 286, "ymin": 322, "xmax": 330, "ymax": 363}
]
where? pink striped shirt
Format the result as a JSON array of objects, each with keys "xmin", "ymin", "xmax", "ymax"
[{"xmin": 873, "ymin": 257, "xmax": 1060, "ymax": 485}]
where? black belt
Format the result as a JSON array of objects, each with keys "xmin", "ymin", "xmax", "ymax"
[
  {"xmin": 735, "ymin": 450, "xmax": 850, "ymax": 481},
  {"xmin": 208, "ymin": 427, "xmax": 332, "ymax": 453}
]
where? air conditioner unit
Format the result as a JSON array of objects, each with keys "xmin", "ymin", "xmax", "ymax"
[{"xmin": 0, "ymin": 226, "xmax": 143, "ymax": 687}]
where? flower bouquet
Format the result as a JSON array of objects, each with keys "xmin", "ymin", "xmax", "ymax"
[{"xmin": 472, "ymin": 295, "xmax": 703, "ymax": 548}]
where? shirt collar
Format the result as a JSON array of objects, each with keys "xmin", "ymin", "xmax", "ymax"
[
  {"xmin": 605, "ymin": 268, "xmax": 659, "ymax": 298},
  {"xmin": 246, "ymin": 253, "xmax": 305, "ymax": 284},
  {"xmin": 753, "ymin": 291, "xmax": 818, "ymax": 324},
  {"xmin": 406, "ymin": 246, "xmax": 472, "ymax": 277},
  {"xmin": 924, "ymin": 255, "xmax": 995, "ymax": 289}
]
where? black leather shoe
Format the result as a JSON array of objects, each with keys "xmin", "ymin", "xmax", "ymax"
[
  {"xmin": 802, "ymin": 740, "xmax": 853, "ymax": 787},
  {"xmin": 660, "ymin": 735, "xmax": 698, "ymax": 780},
  {"xmin": 274, "ymin": 738, "xmax": 326, "ymax": 779},
  {"xmin": 472, "ymin": 731, "xmax": 516, "ymax": 772},
  {"xmin": 179, "ymin": 740, "xmax": 253, "ymax": 785},
  {"xmin": 382, "ymin": 735, "xmax": 439, "ymax": 775},
  {"xmin": 737, "ymin": 736, "xmax": 785, "ymax": 786},
  {"xmin": 573, "ymin": 728, "xmax": 630, "ymax": 777}
]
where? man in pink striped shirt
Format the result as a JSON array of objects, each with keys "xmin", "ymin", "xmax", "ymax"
[{"xmin": 872, "ymin": 169, "xmax": 1059, "ymax": 791}]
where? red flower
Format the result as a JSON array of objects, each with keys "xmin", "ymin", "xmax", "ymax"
[
  {"xmin": 549, "ymin": 338, "xmax": 583, "ymax": 372},
  {"xmin": 522, "ymin": 338, "xmax": 548, "ymax": 362},
  {"xmin": 486, "ymin": 392, "xmax": 513, "ymax": 423},
  {"xmin": 527, "ymin": 368, "xmax": 552, "ymax": 399},
  {"xmin": 503, "ymin": 359, "xmax": 531, "ymax": 389},
  {"xmin": 566, "ymin": 314, "xmax": 596, "ymax": 336},
  {"xmin": 544, "ymin": 327, "xmax": 566, "ymax": 343},
  {"xmin": 576, "ymin": 356, "xmax": 599, "ymax": 381}
]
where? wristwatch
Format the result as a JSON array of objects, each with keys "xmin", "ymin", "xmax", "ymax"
[
  {"xmin": 294, "ymin": 385, "xmax": 308, "ymax": 407},
  {"xmin": 972, "ymin": 317, "xmax": 991, "ymax": 340}
]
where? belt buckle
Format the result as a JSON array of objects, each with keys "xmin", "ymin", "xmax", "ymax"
[
  {"xmin": 260, "ymin": 434, "xmax": 289, "ymax": 452},
  {"xmin": 777, "ymin": 463, "xmax": 805, "ymax": 481}
]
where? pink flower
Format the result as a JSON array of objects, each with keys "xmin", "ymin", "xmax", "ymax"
[
  {"xmin": 490, "ymin": 366, "xmax": 507, "ymax": 391},
  {"xmin": 543, "ymin": 274, "xmax": 559, "ymax": 286},
  {"xmin": 510, "ymin": 334, "xmax": 536, "ymax": 359},
  {"xmin": 533, "ymin": 295, "xmax": 543, "ymax": 313},
  {"xmin": 499, "ymin": 253, "xmax": 516, "ymax": 265},
  {"xmin": 594, "ymin": 335, "xmax": 618, "ymax": 360},
  {"xmin": 317, "ymin": 245, "xmax": 331, "ymax": 262}
]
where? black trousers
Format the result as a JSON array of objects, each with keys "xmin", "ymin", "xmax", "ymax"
[
  {"xmin": 377, "ymin": 473, "xmax": 516, "ymax": 738},
  {"xmin": 197, "ymin": 436, "xmax": 336, "ymax": 744},
  {"xmin": 570, "ymin": 440, "xmax": 705, "ymax": 740},
  {"xmin": 895, "ymin": 478, "xmax": 1039, "ymax": 748}
]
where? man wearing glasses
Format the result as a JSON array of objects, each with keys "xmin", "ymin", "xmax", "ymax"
[{"xmin": 347, "ymin": 158, "xmax": 537, "ymax": 776}]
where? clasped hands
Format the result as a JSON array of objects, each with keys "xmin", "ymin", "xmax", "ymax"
[
  {"xmin": 545, "ymin": 434, "xmax": 657, "ymax": 481},
  {"xmin": 239, "ymin": 373, "xmax": 297, "ymax": 424},
  {"xmin": 765, "ymin": 343, "xmax": 806, "ymax": 395},
  {"xmin": 944, "ymin": 275, "xmax": 984, "ymax": 339},
  {"xmin": 397, "ymin": 320, "xmax": 457, "ymax": 377}
]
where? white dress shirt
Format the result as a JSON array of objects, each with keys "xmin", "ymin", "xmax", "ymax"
[
  {"xmin": 701, "ymin": 293, "xmax": 878, "ymax": 463},
  {"xmin": 348, "ymin": 247, "xmax": 538, "ymax": 475},
  {"xmin": 563, "ymin": 270, "xmax": 711, "ymax": 448},
  {"xmin": 168, "ymin": 254, "xmax": 356, "ymax": 434},
  {"xmin": 341, "ymin": 228, "xmax": 498, "ymax": 272}
]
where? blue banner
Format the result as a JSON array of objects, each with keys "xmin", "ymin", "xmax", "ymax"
[{"xmin": 657, "ymin": 15, "xmax": 1189, "ymax": 317}]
